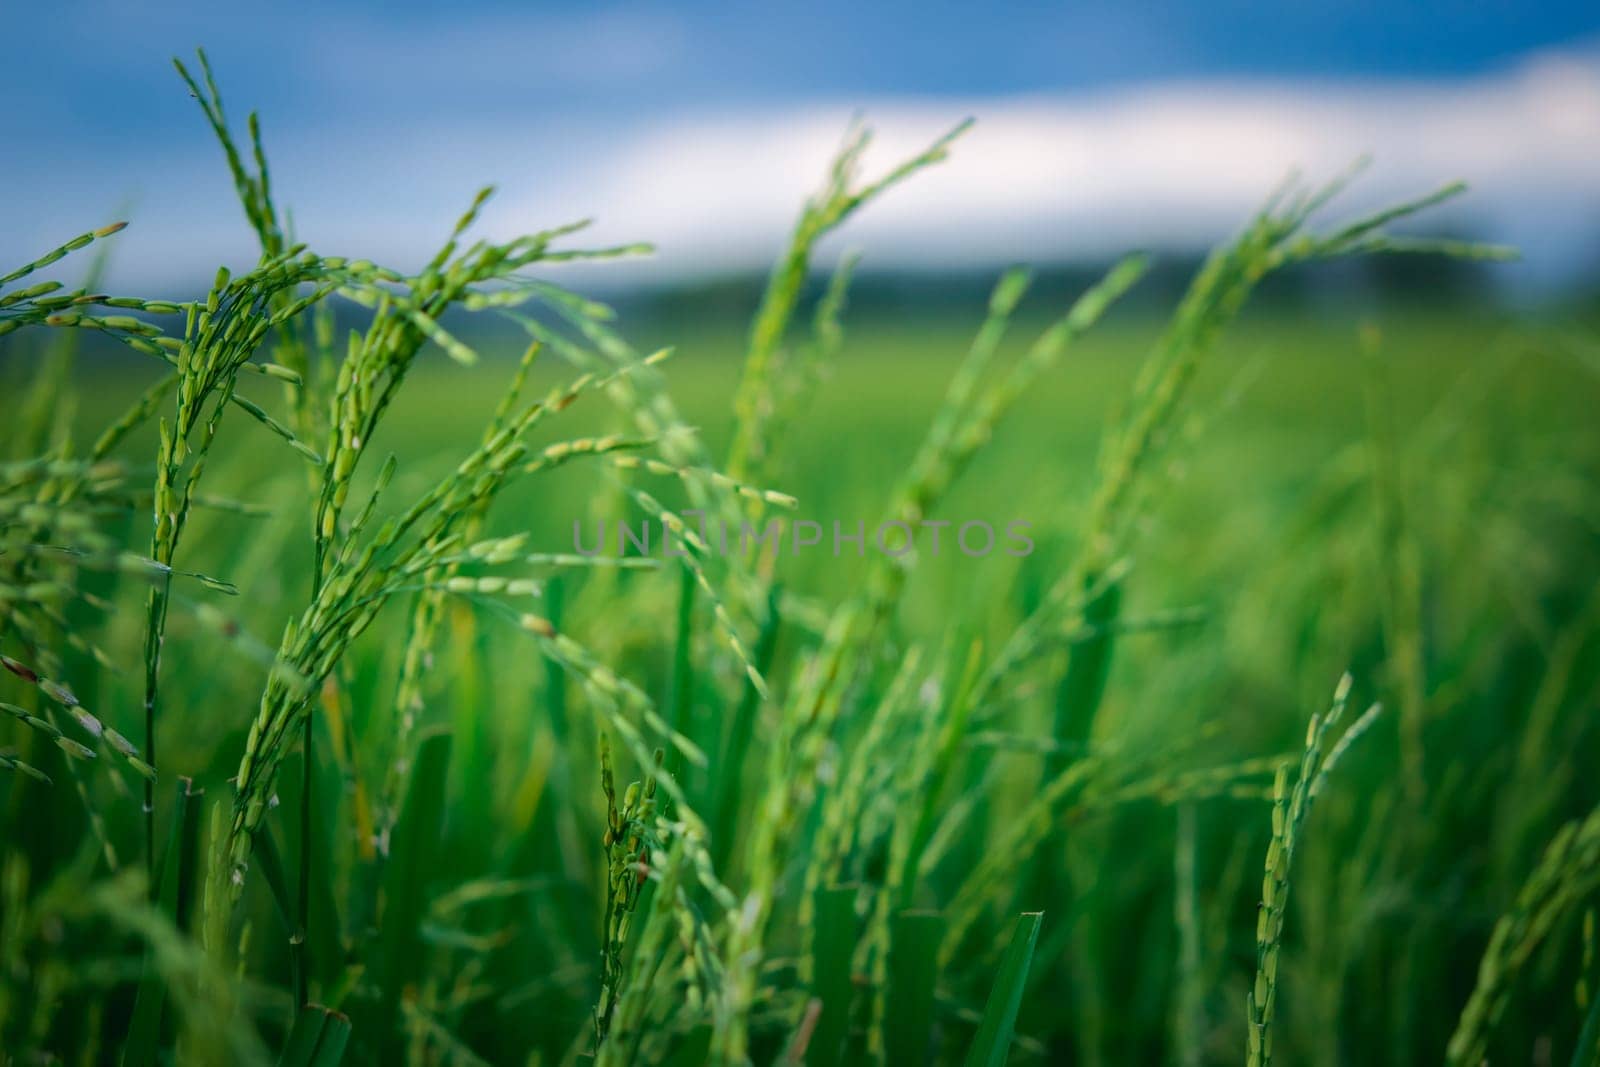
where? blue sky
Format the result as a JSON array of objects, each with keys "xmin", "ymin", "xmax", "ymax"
[
  {"xmin": 9, "ymin": 2, "xmax": 1597, "ymax": 108},
  {"xmin": 4, "ymin": 3, "xmax": 1598, "ymax": 291}
]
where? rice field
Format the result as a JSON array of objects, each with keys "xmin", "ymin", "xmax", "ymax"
[{"xmin": 2, "ymin": 53, "xmax": 1599, "ymax": 1066}]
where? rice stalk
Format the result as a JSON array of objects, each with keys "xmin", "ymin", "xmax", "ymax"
[
  {"xmin": 1447, "ymin": 802, "xmax": 1600, "ymax": 1067},
  {"xmin": 1247, "ymin": 676, "xmax": 1382, "ymax": 1067}
]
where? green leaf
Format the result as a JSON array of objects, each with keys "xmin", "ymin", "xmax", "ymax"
[
  {"xmin": 665, "ymin": 560, "xmax": 696, "ymax": 781},
  {"xmin": 1571, "ymin": 988, "xmax": 1600, "ymax": 1067},
  {"xmin": 712, "ymin": 583, "xmax": 782, "ymax": 871},
  {"xmin": 1053, "ymin": 576, "xmax": 1121, "ymax": 755},
  {"xmin": 378, "ymin": 729, "xmax": 453, "ymax": 1047},
  {"xmin": 122, "ymin": 777, "xmax": 203, "ymax": 1067},
  {"xmin": 808, "ymin": 884, "xmax": 859, "ymax": 1066},
  {"xmin": 255, "ymin": 820, "xmax": 297, "ymax": 937},
  {"xmin": 275, "ymin": 741, "xmax": 347, "ymax": 999},
  {"xmin": 964, "ymin": 912, "xmax": 1043, "ymax": 1067},
  {"xmin": 542, "ymin": 576, "xmax": 570, "ymax": 745},
  {"xmin": 278, "ymin": 1004, "xmax": 352, "ymax": 1067},
  {"xmin": 886, "ymin": 910, "xmax": 944, "ymax": 1064},
  {"xmin": 898, "ymin": 639, "xmax": 983, "ymax": 911},
  {"xmin": 661, "ymin": 1025, "xmax": 713, "ymax": 1067}
]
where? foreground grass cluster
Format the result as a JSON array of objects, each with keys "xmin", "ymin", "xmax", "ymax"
[{"xmin": 2, "ymin": 54, "xmax": 1598, "ymax": 1065}]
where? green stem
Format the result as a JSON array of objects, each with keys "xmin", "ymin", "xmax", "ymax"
[{"xmin": 294, "ymin": 709, "xmax": 312, "ymax": 1009}]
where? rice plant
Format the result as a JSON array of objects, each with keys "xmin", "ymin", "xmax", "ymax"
[{"xmin": 1, "ymin": 52, "xmax": 1596, "ymax": 1067}]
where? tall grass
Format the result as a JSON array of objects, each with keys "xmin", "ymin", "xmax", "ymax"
[{"xmin": 1, "ymin": 53, "xmax": 1597, "ymax": 1067}]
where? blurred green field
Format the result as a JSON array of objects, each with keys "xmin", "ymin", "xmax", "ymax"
[
  {"xmin": 69, "ymin": 302, "xmax": 1588, "ymax": 596},
  {"xmin": 61, "ymin": 300, "xmax": 1598, "ymax": 654}
]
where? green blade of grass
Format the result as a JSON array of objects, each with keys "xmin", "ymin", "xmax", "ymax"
[
  {"xmin": 1573, "ymin": 988, "xmax": 1600, "ymax": 1067},
  {"xmin": 255, "ymin": 821, "xmax": 297, "ymax": 938},
  {"xmin": 122, "ymin": 776, "xmax": 202, "ymax": 1067},
  {"xmin": 273, "ymin": 741, "xmax": 346, "ymax": 1004},
  {"xmin": 377, "ymin": 728, "xmax": 452, "ymax": 1046},
  {"xmin": 712, "ymin": 583, "xmax": 782, "ymax": 871},
  {"xmin": 665, "ymin": 560, "xmax": 696, "ymax": 781},
  {"xmin": 886, "ymin": 910, "xmax": 944, "ymax": 1064},
  {"xmin": 897, "ymin": 639, "xmax": 983, "ymax": 911},
  {"xmin": 661, "ymin": 1025, "xmax": 714, "ymax": 1067},
  {"xmin": 278, "ymin": 1004, "xmax": 352, "ymax": 1067},
  {"xmin": 278, "ymin": 1008, "xmax": 323, "ymax": 1067},
  {"xmin": 306, "ymin": 741, "xmax": 345, "ymax": 996},
  {"xmin": 1052, "ymin": 576, "xmax": 1121, "ymax": 756},
  {"xmin": 542, "ymin": 576, "xmax": 570, "ymax": 745},
  {"xmin": 964, "ymin": 911, "xmax": 1043, "ymax": 1067},
  {"xmin": 808, "ymin": 884, "xmax": 859, "ymax": 1067},
  {"xmin": 309, "ymin": 1010, "xmax": 351, "ymax": 1066}
]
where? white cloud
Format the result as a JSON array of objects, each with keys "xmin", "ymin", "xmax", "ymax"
[{"xmin": 525, "ymin": 45, "xmax": 1600, "ymax": 286}]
